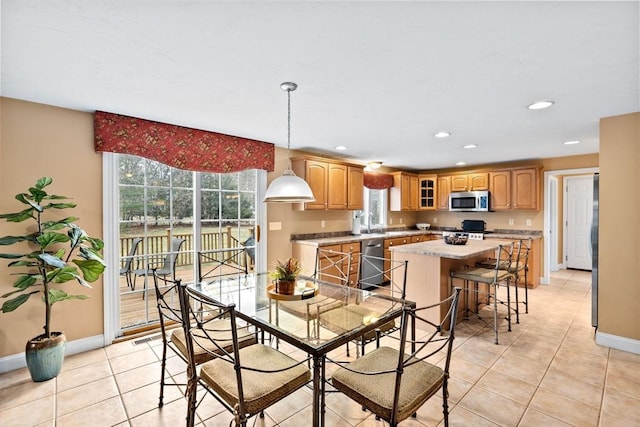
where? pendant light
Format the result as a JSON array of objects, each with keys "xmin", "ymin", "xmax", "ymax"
[{"xmin": 263, "ymin": 82, "xmax": 315, "ymax": 203}]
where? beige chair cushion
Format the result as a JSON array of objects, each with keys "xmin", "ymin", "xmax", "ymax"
[
  {"xmin": 171, "ymin": 319, "xmax": 256, "ymax": 365},
  {"xmin": 451, "ymin": 267, "xmax": 512, "ymax": 284},
  {"xmin": 279, "ymin": 295, "xmax": 344, "ymax": 320},
  {"xmin": 320, "ymin": 304, "xmax": 396, "ymax": 340},
  {"xmin": 332, "ymin": 346, "xmax": 444, "ymax": 422},
  {"xmin": 477, "ymin": 258, "xmax": 525, "ymax": 273},
  {"xmin": 199, "ymin": 344, "xmax": 311, "ymax": 415}
]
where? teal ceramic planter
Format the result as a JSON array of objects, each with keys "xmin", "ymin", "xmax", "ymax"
[{"xmin": 25, "ymin": 332, "xmax": 66, "ymax": 382}]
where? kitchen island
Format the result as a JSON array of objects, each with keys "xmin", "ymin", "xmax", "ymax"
[{"xmin": 391, "ymin": 239, "xmax": 513, "ymax": 323}]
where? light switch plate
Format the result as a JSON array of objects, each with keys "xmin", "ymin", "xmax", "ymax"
[
  {"xmin": 526, "ymin": 219, "xmax": 532, "ymax": 226},
  {"xmin": 269, "ymin": 222, "xmax": 282, "ymax": 231}
]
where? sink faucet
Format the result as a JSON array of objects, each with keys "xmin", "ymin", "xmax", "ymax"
[{"xmin": 368, "ymin": 212, "xmax": 374, "ymax": 233}]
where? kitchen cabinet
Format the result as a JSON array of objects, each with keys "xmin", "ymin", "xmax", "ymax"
[
  {"xmin": 383, "ymin": 236, "xmax": 412, "ymax": 272},
  {"xmin": 436, "ymin": 175, "xmax": 451, "ymax": 210},
  {"xmin": 291, "ymin": 157, "xmax": 364, "ymax": 211},
  {"xmin": 292, "ymin": 242, "xmax": 361, "ymax": 287},
  {"xmin": 451, "ymin": 173, "xmax": 489, "ymax": 192},
  {"xmin": 347, "ymin": 166, "xmax": 364, "ymax": 210},
  {"xmin": 418, "ymin": 174, "xmax": 437, "ymax": 210},
  {"xmin": 489, "ymin": 167, "xmax": 540, "ymax": 211},
  {"xmin": 390, "ymin": 172, "xmax": 418, "ymax": 211}
]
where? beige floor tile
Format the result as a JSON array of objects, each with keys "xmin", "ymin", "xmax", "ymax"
[
  {"xmin": 56, "ymin": 376, "xmax": 120, "ymax": 417},
  {"xmin": 61, "ymin": 348, "xmax": 108, "ymax": 372},
  {"xmin": 56, "ymin": 396, "xmax": 128, "ymax": 427},
  {"xmin": 280, "ymin": 405, "xmax": 351, "ymax": 427},
  {"xmin": 266, "ymin": 387, "xmax": 313, "ymax": 424},
  {"xmin": 547, "ymin": 353, "xmax": 606, "ymax": 388},
  {"xmin": 324, "ymin": 389, "xmax": 372, "ymax": 426},
  {"xmin": 605, "ymin": 369, "xmax": 640, "ymax": 400},
  {"xmin": 0, "ymin": 367, "xmax": 32, "ymax": 390},
  {"xmin": 488, "ymin": 351, "xmax": 549, "ymax": 386},
  {"xmin": 458, "ymin": 386, "xmax": 526, "ymax": 426},
  {"xmin": 445, "ymin": 357, "xmax": 488, "ymax": 384},
  {"xmin": 56, "ymin": 360, "xmax": 113, "ymax": 392},
  {"xmin": 121, "ymin": 380, "xmax": 184, "ymax": 418},
  {"xmin": 441, "ymin": 405, "xmax": 500, "ymax": 427},
  {"xmin": 601, "ymin": 388, "xmax": 640, "ymax": 424},
  {"xmin": 128, "ymin": 397, "xmax": 189, "ymax": 427},
  {"xmin": 109, "ymin": 347, "xmax": 160, "ymax": 375},
  {"xmin": 435, "ymin": 376, "xmax": 474, "ymax": 404},
  {"xmin": 105, "ymin": 340, "xmax": 150, "ymax": 359},
  {"xmin": 518, "ymin": 408, "xmax": 573, "ymax": 427},
  {"xmin": 0, "ymin": 394, "xmax": 54, "ymax": 426},
  {"xmin": 475, "ymin": 369, "xmax": 537, "ymax": 405},
  {"xmin": 539, "ymin": 368, "xmax": 604, "ymax": 408},
  {"xmin": 455, "ymin": 339, "xmax": 506, "ymax": 368},
  {"xmin": 114, "ymin": 361, "xmax": 163, "ymax": 394},
  {"xmin": 529, "ymin": 388, "xmax": 599, "ymax": 426},
  {"xmin": 413, "ymin": 395, "xmax": 447, "ymax": 426},
  {"xmin": 0, "ymin": 378, "xmax": 55, "ymax": 412}
]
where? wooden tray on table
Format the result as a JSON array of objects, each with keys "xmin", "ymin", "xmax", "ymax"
[{"xmin": 266, "ymin": 281, "xmax": 318, "ymax": 301}]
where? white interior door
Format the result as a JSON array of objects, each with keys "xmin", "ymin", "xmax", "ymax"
[{"xmin": 565, "ymin": 176, "xmax": 593, "ymax": 270}]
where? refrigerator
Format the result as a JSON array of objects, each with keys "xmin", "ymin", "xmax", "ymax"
[{"xmin": 591, "ymin": 173, "xmax": 599, "ymax": 328}]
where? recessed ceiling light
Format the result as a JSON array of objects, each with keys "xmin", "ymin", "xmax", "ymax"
[
  {"xmin": 527, "ymin": 100, "xmax": 554, "ymax": 110},
  {"xmin": 463, "ymin": 144, "xmax": 478, "ymax": 149},
  {"xmin": 434, "ymin": 131, "xmax": 451, "ymax": 138},
  {"xmin": 335, "ymin": 145, "xmax": 347, "ymax": 151},
  {"xmin": 456, "ymin": 161, "xmax": 466, "ymax": 166},
  {"xmin": 368, "ymin": 161, "xmax": 382, "ymax": 169},
  {"xmin": 563, "ymin": 140, "xmax": 581, "ymax": 145}
]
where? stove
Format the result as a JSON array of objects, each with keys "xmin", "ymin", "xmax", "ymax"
[{"xmin": 458, "ymin": 219, "xmax": 491, "ymax": 240}]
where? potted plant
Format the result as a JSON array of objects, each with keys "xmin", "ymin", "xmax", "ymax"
[
  {"xmin": 270, "ymin": 257, "xmax": 302, "ymax": 295},
  {"xmin": 0, "ymin": 177, "xmax": 106, "ymax": 382}
]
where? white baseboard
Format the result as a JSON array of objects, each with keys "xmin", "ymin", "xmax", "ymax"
[
  {"xmin": 596, "ymin": 331, "xmax": 640, "ymax": 355},
  {"xmin": 0, "ymin": 334, "xmax": 105, "ymax": 374}
]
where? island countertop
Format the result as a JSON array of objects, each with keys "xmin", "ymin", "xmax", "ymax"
[{"xmin": 390, "ymin": 238, "xmax": 513, "ymax": 259}]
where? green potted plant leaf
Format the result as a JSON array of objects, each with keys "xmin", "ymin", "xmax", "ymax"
[
  {"xmin": 0, "ymin": 177, "xmax": 106, "ymax": 382},
  {"xmin": 270, "ymin": 257, "xmax": 302, "ymax": 295}
]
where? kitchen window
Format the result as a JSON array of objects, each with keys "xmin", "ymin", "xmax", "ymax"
[{"xmin": 361, "ymin": 188, "xmax": 387, "ymax": 230}]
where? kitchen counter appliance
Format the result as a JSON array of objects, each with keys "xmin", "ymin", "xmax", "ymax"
[
  {"xmin": 458, "ymin": 219, "xmax": 491, "ymax": 240},
  {"xmin": 449, "ymin": 190, "xmax": 490, "ymax": 212}
]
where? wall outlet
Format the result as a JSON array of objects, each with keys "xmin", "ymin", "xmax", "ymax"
[
  {"xmin": 399, "ymin": 217, "xmax": 403, "ymax": 224},
  {"xmin": 321, "ymin": 220, "xmax": 325, "ymax": 228},
  {"xmin": 508, "ymin": 218, "xmax": 514, "ymax": 225},
  {"xmin": 433, "ymin": 217, "xmax": 437, "ymax": 224},
  {"xmin": 269, "ymin": 221, "xmax": 282, "ymax": 231},
  {"xmin": 526, "ymin": 219, "xmax": 532, "ymax": 226},
  {"xmin": 389, "ymin": 218, "xmax": 393, "ymax": 225}
]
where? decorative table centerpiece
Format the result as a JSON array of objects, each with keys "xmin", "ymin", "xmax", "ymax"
[{"xmin": 270, "ymin": 257, "xmax": 302, "ymax": 295}]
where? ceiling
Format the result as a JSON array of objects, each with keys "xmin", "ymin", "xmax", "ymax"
[{"xmin": 2, "ymin": 1, "xmax": 638, "ymax": 171}]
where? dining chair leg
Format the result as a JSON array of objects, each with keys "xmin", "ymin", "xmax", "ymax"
[
  {"xmin": 158, "ymin": 336, "xmax": 168, "ymax": 407},
  {"xmin": 524, "ymin": 267, "xmax": 529, "ymax": 313},
  {"xmin": 492, "ymin": 283, "xmax": 499, "ymax": 345},
  {"xmin": 513, "ymin": 275, "xmax": 520, "ymax": 324}
]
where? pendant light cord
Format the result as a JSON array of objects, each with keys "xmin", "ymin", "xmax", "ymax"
[{"xmin": 286, "ymin": 87, "xmax": 292, "ymax": 169}]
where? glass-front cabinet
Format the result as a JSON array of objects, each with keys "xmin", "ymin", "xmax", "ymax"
[{"xmin": 418, "ymin": 174, "xmax": 437, "ymax": 210}]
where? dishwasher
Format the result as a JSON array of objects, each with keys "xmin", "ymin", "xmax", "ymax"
[{"xmin": 360, "ymin": 238, "xmax": 385, "ymax": 289}]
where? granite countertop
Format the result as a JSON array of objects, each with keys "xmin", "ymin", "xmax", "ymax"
[
  {"xmin": 390, "ymin": 238, "xmax": 514, "ymax": 259},
  {"xmin": 291, "ymin": 228, "xmax": 542, "ymax": 246}
]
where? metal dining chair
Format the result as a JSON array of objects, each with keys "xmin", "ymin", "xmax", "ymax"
[
  {"xmin": 177, "ymin": 282, "xmax": 311, "ymax": 427},
  {"xmin": 119, "ymin": 237, "xmax": 142, "ymax": 290},
  {"xmin": 134, "ymin": 237, "xmax": 185, "ymax": 298},
  {"xmin": 330, "ymin": 287, "xmax": 462, "ymax": 427}
]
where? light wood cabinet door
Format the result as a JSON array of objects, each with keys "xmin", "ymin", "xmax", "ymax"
[
  {"xmin": 512, "ymin": 168, "xmax": 538, "ymax": 210},
  {"xmin": 418, "ymin": 174, "xmax": 437, "ymax": 210},
  {"xmin": 342, "ymin": 242, "xmax": 361, "ymax": 287},
  {"xmin": 327, "ymin": 163, "xmax": 348, "ymax": 210},
  {"xmin": 436, "ymin": 175, "xmax": 451, "ymax": 210},
  {"xmin": 489, "ymin": 170, "xmax": 511, "ymax": 210},
  {"xmin": 304, "ymin": 160, "xmax": 329, "ymax": 210},
  {"xmin": 469, "ymin": 173, "xmax": 489, "ymax": 190},
  {"xmin": 347, "ymin": 166, "xmax": 364, "ymax": 210},
  {"xmin": 450, "ymin": 175, "xmax": 469, "ymax": 192},
  {"xmin": 390, "ymin": 172, "xmax": 418, "ymax": 211}
]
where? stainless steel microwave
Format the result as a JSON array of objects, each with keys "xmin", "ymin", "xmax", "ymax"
[{"xmin": 449, "ymin": 191, "xmax": 490, "ymax": 212}]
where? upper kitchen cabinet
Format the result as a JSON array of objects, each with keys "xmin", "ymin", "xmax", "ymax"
[
  {"xmin": 347, "ymin": 166, "xmax": 364, "ymax": 210},
  {"xmin": 450, "ymin": 173, "xmax": 489, "ymax": 192},
  {"xmin": 291, "ymin": 156, "xmax": 364, "ymax": 211},
  {"xmin": 418, "ymin": 174, "xmax": 437, "ymax": 210},
  {"xmin": 489, "ymin": 167, "xmax": 540, "ymax": 210},
  {"xmin": 436, "ymin": 175, "xmax": 451, "ymax": 210},
  {"xmin": 390, "ymin": 171, "xmax": 418, "ymax": 211}
]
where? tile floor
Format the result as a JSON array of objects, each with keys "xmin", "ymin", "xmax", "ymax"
[{"xmin": 1, "ymin": 270, "xmax": 640, "ymax": 426}]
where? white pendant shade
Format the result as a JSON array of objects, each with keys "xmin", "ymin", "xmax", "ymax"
[{"xmin": 263, "ymin": 169, "xmax": 315, "ymax": 203}]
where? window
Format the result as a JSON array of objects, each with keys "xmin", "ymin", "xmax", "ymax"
[
  {"xmin": 360, "ymin": 188, "xmax": 387, "ymax": 231},
  {"xmin": 117, "ymin": 154, "xmax": 258, "ymax": 331}
]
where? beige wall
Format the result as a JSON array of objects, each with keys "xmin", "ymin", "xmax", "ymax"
[
  {"xmin": 599, "ymin": 112, "xmax": 640, "ymax": 341},
  {"xmin": 0, "ymin": 98, "xmax": 103, "ymax": 357}
]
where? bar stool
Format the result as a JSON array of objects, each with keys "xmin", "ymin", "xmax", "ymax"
[
  {"xmin": 477, "ymin": 239, "xmax": 530, "ymax": 323},
  {"xmin": 450, "ymin": 243, "xmax": 515, "ymax": 344}
]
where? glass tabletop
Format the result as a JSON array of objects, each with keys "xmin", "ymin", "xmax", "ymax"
[{"xmin": 188, "ymin": 272, "xmax": 410, "ymax": 354}]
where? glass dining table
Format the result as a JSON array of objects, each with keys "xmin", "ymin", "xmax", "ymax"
[{"xmin": 188, "ymin": 272, "xmax": 414, "ymax": 427}]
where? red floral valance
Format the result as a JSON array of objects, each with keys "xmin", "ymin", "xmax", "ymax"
[
  {"xmin": 94, "ymin": 111, "xmax": 275, "ymax": 172},
  {"xmin": 364, "ymin": 171, "xmax": 394, "ymax": 189}
]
